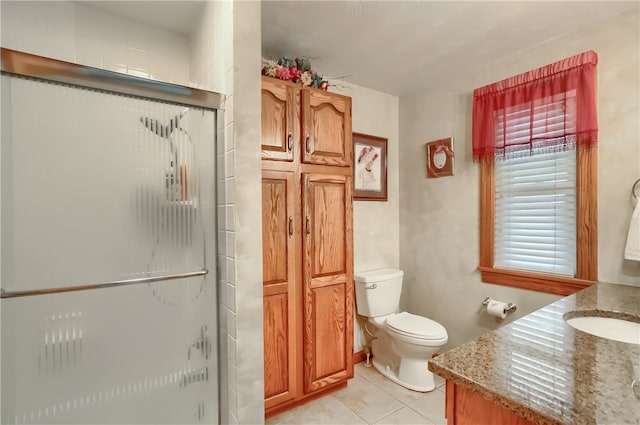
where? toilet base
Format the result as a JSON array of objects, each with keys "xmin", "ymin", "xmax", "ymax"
[{"xmin": 371, "ymin": 358, "xmax": 435, "ymax": 392}]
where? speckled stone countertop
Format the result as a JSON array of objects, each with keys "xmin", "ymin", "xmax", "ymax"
[{"xmin": 428, "ymin": 282, "xmax": 640, "ymax": 425}]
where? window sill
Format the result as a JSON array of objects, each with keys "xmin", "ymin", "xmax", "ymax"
[{"xmin": 478, "ymin": 266, "xmax": 595, "ymax": 296}]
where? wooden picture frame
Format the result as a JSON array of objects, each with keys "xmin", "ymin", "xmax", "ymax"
[
  {"xmin": 426, "ymin": 137, "xmax": 455, "ymax": 178},
  {"xmin": 353, "ymin": 133, "xmax": 388, "ymax": 201}
]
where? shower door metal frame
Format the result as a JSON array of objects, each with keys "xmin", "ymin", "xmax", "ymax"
[
  {"xmin": 0, "ymin": 47, "xmax": 223, "ymax": 299},
  {"xmin": 0, "ymin": 48, "xmax": 223, "ymax": 111}
]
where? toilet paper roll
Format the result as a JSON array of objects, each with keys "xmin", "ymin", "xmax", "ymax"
[{"xmin": 487, "ymin": 300, "xmax": 507, "ymax": 319}]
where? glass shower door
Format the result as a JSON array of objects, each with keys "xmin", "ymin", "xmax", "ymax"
[{"xmin": 0, "ymin": 73, "xmax": 218, "ymax": 424}]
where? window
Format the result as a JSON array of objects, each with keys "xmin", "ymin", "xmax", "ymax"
[
  {"xmin": 473, "ymin": 52, "xmax": 598, "ymax": 295},
  {"xmin": 495, "ymin": 146, "xmax": 576, "ymax": 276}
]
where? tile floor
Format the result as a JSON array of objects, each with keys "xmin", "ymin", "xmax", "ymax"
[{"xmin": 266, "ymin": 362, "xmax": 446, "ymax": 425}]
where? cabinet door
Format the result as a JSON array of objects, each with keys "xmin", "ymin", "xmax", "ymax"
[
  {"xmin": 302, "ymin": 173, "xmax": 354, "ymax": 393},
  {"xmin": 261, "ymin": 77, "xmax": 299, "ymax": 161},
  {"xmin": 262, "ymin": 170, "xmax": 298, "ymax": 408},
  {"xmin": 301, "ymin": 89, "xmax": 352, "ymax": 167}
]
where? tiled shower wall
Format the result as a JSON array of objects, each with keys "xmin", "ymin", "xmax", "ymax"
[
  {"xmin": 191, "ymin": 1, "xmax": 264, "ymax": 424},
  {"xmin": 1, "ymin": 1, "xmax": 265, "ymax": 424},
  {"xmin": 0, "ymin": 1, "xmax": 190, "ymax": 83}
]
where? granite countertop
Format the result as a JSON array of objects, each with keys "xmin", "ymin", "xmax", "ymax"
[{"xmin": 428, "ymin": 282, "xmax": 640, "ymax": 425}]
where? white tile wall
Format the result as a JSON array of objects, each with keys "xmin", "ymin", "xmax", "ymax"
[
  {"xmin": 1, "ymin": 1, "xmax": 250, "ymax": 424},
  {"xmin": 191, "ymin": 1, "xmax": 266, "ymax": 424},
  {"xmin": 3, "ymin": 1, "xmax": 266, "ymax": 423},
  {"xmin": 0, "ymin": 1, "xmax": 190, "ymax": 85}
]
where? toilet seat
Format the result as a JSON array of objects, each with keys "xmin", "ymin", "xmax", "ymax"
[{"xmin": 386, "ymin": 312, "xmax": 447, "ymax": 340}]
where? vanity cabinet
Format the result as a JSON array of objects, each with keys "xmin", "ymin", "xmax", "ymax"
[
  {"xmin": 261, "ymin": 76, "xmax": 354, "ymax": 416},
  {"xmin": 446, "ymin": 381, "xmax": 537, "ymax": 425}
]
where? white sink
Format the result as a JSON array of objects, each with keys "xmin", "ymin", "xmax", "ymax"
[{"xmin": 565, "ymin": 316, "xmax": 640, "ymax": 344}]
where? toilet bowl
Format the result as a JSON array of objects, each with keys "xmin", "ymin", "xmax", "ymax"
[
  {"xmin": 354, "ymin": 269, "xmax": 448, "ymax": 392},
  {"xmin": 369, "ymin": 312, "xmax": 447, "ymax": 392},
  {"xmin": 386, "ymin": 312, "xmax": 447, "ymax": 391}
]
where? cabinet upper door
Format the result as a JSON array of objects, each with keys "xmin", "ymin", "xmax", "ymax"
[
  {"xmin": 262, "ymin": 170, "xmax": 299, "ymax": 408},
  {"xmin": 301, "ymin": 173, "xmax": 354, "ymax": 393},
  {"xmin": 301, "ymin": 89, "xmax": 352, "ymax": 167},
  {"xmin": 261, "ymin": 77, "xmax": 299, "ymax": 162}
]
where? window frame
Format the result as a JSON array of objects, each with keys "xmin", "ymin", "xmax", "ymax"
[{"xmin": 478, "ymin": 144, "xmax": 597, "ymax": 296}]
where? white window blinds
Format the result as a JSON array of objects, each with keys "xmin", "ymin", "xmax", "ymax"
[{"xmin": 494, "ymin": 97, "xmax": 577, "ymax": 276}]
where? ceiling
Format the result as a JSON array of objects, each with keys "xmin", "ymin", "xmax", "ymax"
[
  {"xmin": 79, "ymin": 1, "xmax": 639, "ymax": 96},
  {"xmin": 262, "ymin": 1, "xmax": 639, "ymax": 95}
]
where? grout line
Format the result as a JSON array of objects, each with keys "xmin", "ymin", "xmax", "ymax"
[
  {"xmin": 331, "ymin": 394, "xmax": 370, "ymax": 425},
  {"xmin": 404, "ymin": 404, "xmax": 437, "ymax": 425},
  {"xmin": 370, "ymin": 404, "xmax": 416, "ymax": 425},
  {"xmin": 269, "ymin": 365, "xmax": 445, "ymax": 425},
  {"xmin": 354, "ymin": 366, "xmax": 406, "ymax": 403}
]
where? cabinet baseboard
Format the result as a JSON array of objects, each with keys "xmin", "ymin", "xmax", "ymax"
[{"xmin": 353, "ymin": 350, "xmax": 367, "ymax": 364}]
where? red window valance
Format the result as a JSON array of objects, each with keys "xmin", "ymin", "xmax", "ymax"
[{"xmin": 472, "ymin": 51, "xmax": 598, "ymax": 162}]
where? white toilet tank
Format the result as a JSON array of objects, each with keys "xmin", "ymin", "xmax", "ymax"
[{"xmin": 354, "ymin": 269, "xmax": 404, "ymax": 317}]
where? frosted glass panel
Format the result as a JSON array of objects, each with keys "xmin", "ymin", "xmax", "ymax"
[
  {"xmin": 1, "ymin": 75, "xmax": 218, "ymax": 423},
  {"xmin": 2, "ymin": 76, "xmax": 214, "ymax": 291},
  {"xmin": 2, "ymin": 285, "xmax": 217, "ymax": 424}
]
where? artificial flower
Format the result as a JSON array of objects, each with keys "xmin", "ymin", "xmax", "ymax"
[
  {"xmin": 264, "ymin": 64, "xmax": 279, "ymax": 78},
  {"xmin": 299, "ymin": 71, "xmax": 312, "ymax": 87},
  {"xmin": 262, "ymin": 56, "xmax": 330, "ymax": 90}
]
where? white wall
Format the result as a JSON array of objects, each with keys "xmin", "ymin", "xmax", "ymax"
[
  {"xmin": 331, "ymin": 81, "xmax": 401, "ymax": 273},
  {"xmin": 399, "ymin": 8, "xmax": 640, "ymax": 349},
  {"xmin": 330, "ymin": 80, "xmax": 400, "ymax": 352},
  {"xmin": 191, "ymin": 1, "xmax": 264, "ymax": 424}
]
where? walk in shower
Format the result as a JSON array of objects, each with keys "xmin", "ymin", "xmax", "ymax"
[{"xmin": 1, "ymin": 49, "xmax": 221, "ymax": 423}]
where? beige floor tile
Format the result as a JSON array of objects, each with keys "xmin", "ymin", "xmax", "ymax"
[
  {"xmin": 434, "ymin": 373, "xmax": 446, "ymax": 390},
  {"xmin": 265, "ymin": 409, "xmax": 294, "ymax": 425},
  {"xmin": 334, "ymin": 375, "xmax": 405, "ymax": 424},
  {"xmin": 267, "ymin": 365, "xmax": 446, "ymax": 425},
  {"xmin": 407, "ymin": 390, "xmax": 446, "ymax": 425},
  {"xmin": 266, "ymin": 395, "xmax": 367, "ymax": 425},
  {"xmin": 355, "ymin": 363, "xmax": 427, "ymax": 405},
  {"xmin": 373, "ymin": 406, "xmax": 433, "ymax": 425}
]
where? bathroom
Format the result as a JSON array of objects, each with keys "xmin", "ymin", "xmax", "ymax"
[{"xmin": 1, "ymin": 1, "xmax": 639, "ymax": 424}]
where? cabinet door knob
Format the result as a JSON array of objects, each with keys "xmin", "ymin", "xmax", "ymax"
[
  {"xmin": 305, "ymin": 216, "xmax": 311, "ymax": 237},
  {"xmin": 287, "ymin": 131, "xmax": 293, "ymax": 152},
  {"xmin": 288, "ymin": 216, "xmax": 294, "ymax": 238},
  {"xmin": 305, "ymin": 134, "xmax": 311, "ymax": 154}
]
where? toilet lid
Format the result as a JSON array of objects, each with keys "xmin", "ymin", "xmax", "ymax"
[{"xmin": 386, "ymin": 312, "xmax": 447, "ymax": 340}]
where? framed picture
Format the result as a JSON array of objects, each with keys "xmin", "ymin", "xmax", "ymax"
[
  {"xmin": 426, "ymin": 137, "xmax": 455, "ymax": 178},
  {"xmin": 353, "ymin": 133, "xmax": 388, "ymax": 201}
]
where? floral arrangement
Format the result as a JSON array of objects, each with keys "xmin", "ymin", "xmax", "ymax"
[{"xmin": 262, "ymin": 57, "xmax": 329, "ymax": 91}]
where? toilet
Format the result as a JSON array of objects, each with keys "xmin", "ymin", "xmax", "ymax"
[{"xmin": 355, "ymin": 268, "xmax": 448, "ymax": 392}]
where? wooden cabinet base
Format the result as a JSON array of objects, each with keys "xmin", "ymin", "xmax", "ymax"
[
  {"xmin": 446, "ymin": 381, "xmax": 536, "ymax": 425},
  {"xmin": 265, "ymin": 381, "xmax": 347, "ymax": 419}
]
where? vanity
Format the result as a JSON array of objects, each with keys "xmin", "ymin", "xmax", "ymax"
[{"xmin": 428, "ymin": 282, "xmax": 640, "ymax": 425}]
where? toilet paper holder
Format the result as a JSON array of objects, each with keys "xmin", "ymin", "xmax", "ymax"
[{"xmin": 482, "ymin": 297, "xmax": 517, "ymax": 314}]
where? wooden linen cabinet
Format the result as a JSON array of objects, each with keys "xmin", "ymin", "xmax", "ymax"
[{"xmin": 261, "ymin": 76, "xmax": 354, "ymax": 416}]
